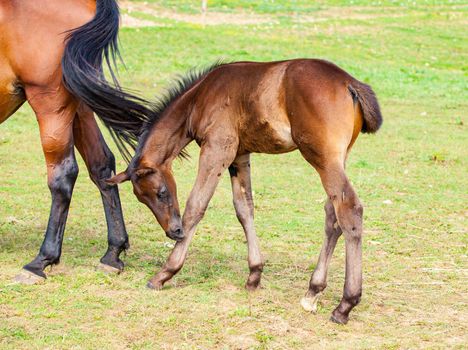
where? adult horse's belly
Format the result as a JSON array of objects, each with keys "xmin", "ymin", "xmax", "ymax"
[
  {"xmin": 0, "ymin": 4, "xmax": 25, "ymax": 124},
  {"xmin": 0, "ymin": 62, "xmax": 25, "ymax": 124}
]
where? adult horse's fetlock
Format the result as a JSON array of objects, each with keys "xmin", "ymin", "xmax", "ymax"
[
  {"xmin": 19, "ymin": 253, "xmax": 57, "ymax": 283},
  {"xmin": 100, "ymin": 245, "xmax": 127, "ymax": 273}
]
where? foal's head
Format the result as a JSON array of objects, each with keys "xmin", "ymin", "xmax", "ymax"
[{"xmin": 107, "ymin": 163, "xmax": 184, "ymax": 241}]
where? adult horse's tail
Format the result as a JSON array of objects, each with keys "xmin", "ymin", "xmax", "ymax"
[{"xmin": 61, "ymin": 0, "xmax": 151, "ymax": 161}]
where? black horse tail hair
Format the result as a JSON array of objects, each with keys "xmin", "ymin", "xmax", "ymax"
[
  {"xmin": 348, "ymin": 81, "xmax": 383, "ymax": 134},
  {"xmin": 61, "ymin": 0, "xmax": 153, "ymax": 162}
]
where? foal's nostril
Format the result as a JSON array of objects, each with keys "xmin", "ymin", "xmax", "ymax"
[{"xmin": 166, "ymin": 227, "xmax": 184, "ymax": 242}]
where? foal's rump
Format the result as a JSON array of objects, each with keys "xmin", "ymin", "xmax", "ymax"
[
  {"xmin": 285, "ymin": 59, "xmax": 381, "ymax": 131},
  {"xmin": 282, "ymin": 59, "xmax": 382, "ymax": 162}
]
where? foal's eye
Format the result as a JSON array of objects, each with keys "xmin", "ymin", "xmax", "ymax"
[{"xmin": 157, "ymin": 186, "xmax": 168, "ymax": 200}]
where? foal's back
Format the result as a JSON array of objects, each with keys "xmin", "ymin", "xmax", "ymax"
[{"xmin": 191, "ymin": 59, "xmax": 364, "ymax": 162}]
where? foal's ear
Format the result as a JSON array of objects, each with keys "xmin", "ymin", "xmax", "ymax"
[
  {"xmin": 106, "ymin": 171, "xmax": 130, "ymax": 185},
  {"xmin": 135, "ymin": 167, "xmax": 155, "ymax": 178}
]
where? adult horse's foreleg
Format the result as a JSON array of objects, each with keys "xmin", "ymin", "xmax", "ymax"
[
  {"xmin": 147, "ymin": 135, "xmax": 238, "ymax": 290},
  {"xmin": 229, "ymin": 154, "xmax": 264, "ymax": 290},
  {"xmin": 301, "ymin": 199, "xmax": 342, "ymax": 313},
  {"xmin": 73, "ymin": 106, "xmax": 129, "ymax": 273},
  {"xmin": 17, "ymin": 87, "xmax": 79, "ymax": 283}
]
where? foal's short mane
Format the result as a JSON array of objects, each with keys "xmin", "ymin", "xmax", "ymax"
[
  {"xmin": 144, "ymin": 61, "xmax": 226, "ymax": 136},
  {"xmin": 130, "ymin": 60, "xmax": 226, "ymax": 163}
]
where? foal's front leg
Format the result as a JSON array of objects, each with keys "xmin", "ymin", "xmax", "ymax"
[
  {"xmin": 147, "ymin": 137, "xmax": 238, "ymax": 289},
  {"xmin": 16, "ymin": 87, "xmax": 79, "ymax": 283},
  {"xmin": 229, "ymin": 154, "xmax": 264, "ymax": 290}
]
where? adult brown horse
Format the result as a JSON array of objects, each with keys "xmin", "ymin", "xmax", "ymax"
[
  {"xmin": 107, "ymin": 59, "xmax": 383, "ymax": 324},
  {"xmin": 0, "ymin": 0, "xmax": 154, "ymax": 283}
]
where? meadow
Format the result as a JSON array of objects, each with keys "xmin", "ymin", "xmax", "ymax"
[{"xmin": 0, "ymin": 0, "xmax": 467, "ymax": 348}]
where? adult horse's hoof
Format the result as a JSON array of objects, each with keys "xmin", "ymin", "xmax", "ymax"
[
  {"xmin": 146, "ymin": 280, "xmax": 163, "ymax": 290},
  {"xmin": 14, "ymin": 269, "xmax": 46, "ymax": 285},
  {"xmin": 330, "ymin": 310, "xmax": 348, "ymax": 325},
  {"xmin": 300, "ymin": 292, "xmax": 321, "ymax": 313},
  {"xmin": 97, "ymin": 263, "xmax": 122, "ymax": 274}
]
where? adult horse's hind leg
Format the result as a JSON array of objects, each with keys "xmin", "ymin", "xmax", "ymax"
[
  {"xmin": 73, "ymin": 106, "xmax": 129, "ymax": 272},
  {"xmin": 17, "ymin": 86, "xmax": 79, "ymax": 283},
  {"xmin": 301, "ymin": 199, "xmax": 342, "ymax": 313},
  {"xmin": 229, "ymin": 154, "xmax": 264, "ymax": 290}
]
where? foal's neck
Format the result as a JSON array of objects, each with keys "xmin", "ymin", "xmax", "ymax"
[{"xmin": 138, "ymin": 99, "xmax": 192, "ymax": 169}]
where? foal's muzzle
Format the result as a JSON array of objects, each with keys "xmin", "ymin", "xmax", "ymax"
[{"xmin": 166, "ymin": 227, "xmax": 184, "ymax": 242}]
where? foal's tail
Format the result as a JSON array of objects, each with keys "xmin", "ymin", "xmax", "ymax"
[
  {"xmin": 348, "ymin": 81, "xmax": 383, "ymax": 133},
  {"xmin": 61, "ymin": 0, "xmax": 153, "ymax": 162}
]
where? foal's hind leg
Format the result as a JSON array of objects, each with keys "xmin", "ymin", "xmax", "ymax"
[
  {"xmin": 301, "ymin": 199, "xmax": 342, "ymax": 313},
  {"xmin": 229, "ymin": 154, "xmax": 264, "ymax": 290},
  {"xmin": 316, "ymin": 163, "xmax": 363, "ymax": 324},
  {"xmin": 73, "ymin": 106, "xmax": 129, "ymax": 273},
  {"xmin": 17, "ymin": 87, "xmax": 79, "ymax": 283}
]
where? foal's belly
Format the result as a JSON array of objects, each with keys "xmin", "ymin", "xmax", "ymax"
[{"xmin": 239, "ymin": 114, "xmax": 297, "ymax": 154}]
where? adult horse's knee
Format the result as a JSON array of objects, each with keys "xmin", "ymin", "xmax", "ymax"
[{"xmin": 48, "ymin": 157, "xmax": 79, "ymax": 202}]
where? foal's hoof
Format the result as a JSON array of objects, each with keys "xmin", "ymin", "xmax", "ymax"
[
  {"xmin": 245, "ymin": 282, "xmax": 261, "ymax": 291},
  {"xmin": 146, "ymin": 280, "xmax": 163, "ymax": 290},
  {"xmin": 330, "ymin": 310, "xmax": 349, "ymax": 325},
  {"xmin": 300, "ymin": 292, "xmax": 321, "ymax": 314},
  {"xmin": 245, "ymin": 270, "xmax": 262, "ymax": 291},
  {"xmin": 14, "ymin": 269, "xmax": 46, "ymax": 285},
  {"xmin": 245, "ymin": 278, "xmax": 261, "ymax": 291},
  {"xmin": 97, "ymin": 263, "xmax": 122, "ymax": 275}
]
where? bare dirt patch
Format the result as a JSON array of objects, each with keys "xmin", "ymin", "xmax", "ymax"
[
  {"xmin": 121, "ymin": 13, "xmax": 157, "ymax": 28},
  {"xmin": 120, "ymin": 1, "xmax": 277, "ymax": 26},
  {"xmin": 119, "ymin": 2, "xmax": 404, "ymax": 34}
]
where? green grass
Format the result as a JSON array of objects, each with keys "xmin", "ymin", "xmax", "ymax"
[{"xmin": 1, "ymin": 1, "xmax": 467, "ymax": 349}]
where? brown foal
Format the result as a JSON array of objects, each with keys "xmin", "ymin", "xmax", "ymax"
[
  {"xmin": 0, "ymin": 0, "xmax": 155, "ymax": 282},
  {"xmin": 108, "ymin": 59, "xmax": 382, "ymax": 324}
]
